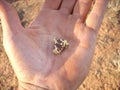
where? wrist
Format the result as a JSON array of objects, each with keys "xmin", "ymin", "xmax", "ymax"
[{"xmin": 18, "ymin": 81, "xmax": 50, "ymax": 90}]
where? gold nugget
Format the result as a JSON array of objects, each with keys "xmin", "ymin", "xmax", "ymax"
[{"xmin": 53, "ymin": 38, "xmax": 69, "ymax": 54}]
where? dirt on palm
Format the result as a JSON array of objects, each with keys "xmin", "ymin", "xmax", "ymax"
[{"xmin": 0, "ymin": 0, "xmax": 120, "ymax": 90}]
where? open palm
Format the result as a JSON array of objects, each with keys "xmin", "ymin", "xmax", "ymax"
[{"xmin": 0, "ymin": 0, "xmax": 108, "ymax": 90}]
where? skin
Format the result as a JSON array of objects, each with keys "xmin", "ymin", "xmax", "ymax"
[{"xmin": 0, "ymin": 0, "xmax": 109, "ymax": 90}]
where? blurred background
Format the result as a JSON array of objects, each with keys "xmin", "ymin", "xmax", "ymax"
[{"xmin": 0, "ymin": 0, "xmax": 120, "ymax": 90}]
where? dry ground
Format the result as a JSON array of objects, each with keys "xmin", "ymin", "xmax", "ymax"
[{"xmin": 0, "ymin": 0, "xmax": 120, "ymax": 90}]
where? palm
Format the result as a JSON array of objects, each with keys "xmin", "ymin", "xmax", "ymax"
[{"xmin": 0, "ymin": 0, "xmax": 108, "ymax": 90}]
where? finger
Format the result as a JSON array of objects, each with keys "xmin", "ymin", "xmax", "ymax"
[
  {"xmin": 43, "ymin": 0, "xmax": 62, "ymax": 10},
  {"xmin": 73, "ymin": 0, "xmax": 92, "ymax": 22},
  {"xmin": 0, "ymin": 1, "xmax": 23, "ymax": 36},
  {"xmin": 86, "ymin": 0, "xmax": 109, "ymax": 31},
  {"xmin": 59, "ymin": 0, "xmax": 77, "ymax": 14}
]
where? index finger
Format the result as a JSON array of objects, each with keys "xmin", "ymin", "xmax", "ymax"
[{"xmin": 86, "ymin": 0, "xmax": 109, "ymax": 31}]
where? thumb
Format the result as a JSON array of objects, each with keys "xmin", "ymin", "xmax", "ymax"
[{"xmin": 0, "ymin": 0, "xmax": 23, "ymax": 37}]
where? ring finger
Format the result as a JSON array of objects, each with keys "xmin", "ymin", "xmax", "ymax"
[{"xmin": 73, "ymin": 0, "xmax": 93, "ymax": 22}]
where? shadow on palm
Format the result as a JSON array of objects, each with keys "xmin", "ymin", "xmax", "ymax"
[
  {"xmin": 25, "ymin": 9, "xmax": 83, "ymax": 76},
  {"xmin": 18, "ymin": 9, "xmax": 88, "ymax": 89}
]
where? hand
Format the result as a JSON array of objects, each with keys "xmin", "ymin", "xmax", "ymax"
[{"xmin": 0, "ymin": 0, "xmax": 108, "ymax": 90}]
